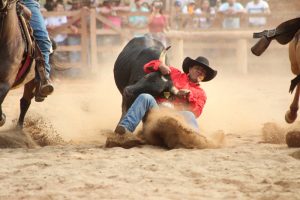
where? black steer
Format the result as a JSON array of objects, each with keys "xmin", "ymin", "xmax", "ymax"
[{"xmin": 114, "ymin": 36, "xmax": 174, "ymax": 117}]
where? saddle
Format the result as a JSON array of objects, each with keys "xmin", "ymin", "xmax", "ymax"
[
  {"xmin": 12, "ymin": 2, "xmax": 38, "ymax": 88},
  {"xmin": 251, "ymin": 17, "xmax": 300, "ymax": 56}
]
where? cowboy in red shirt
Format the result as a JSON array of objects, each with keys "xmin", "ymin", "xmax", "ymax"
[{"xmin": 107, "ymin": 56, "xmax": 217, "ymax": 148}]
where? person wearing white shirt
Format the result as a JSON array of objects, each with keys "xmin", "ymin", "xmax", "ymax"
[
  {"xmin": 218, "ymin": 0, "xmax": 245, "ymax": 29},
  {"xmin": 182, "ymin": 0, "xmax": 201, "ymax": 15},
  {"xmin": 182, "ymin": 0, "xmax": 201, "ymax": 28},
  {"xmin": 246, "ymin": 0, "xmax": 270, "ymax": 27},
  {"xmin": 45, "ymin": 2, "xmax": 68, "ymax": 62},
  {"xmin": 199, "ymin": 0, "xmax": 216, "ymax": 29},
  {"xmin": 45, "ymin": 3, "xmax": 68, "ymax": 44}
]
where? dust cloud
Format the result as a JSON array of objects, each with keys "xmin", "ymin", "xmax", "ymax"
[
  {"xmin": 1, "ymin": 60, "xmax": 122, "ymax": 145},
  {"xmin": 0, "ymin": 38, "xmax": 297, "ymax": 147},
  {"xmin": 143, "ymin": 108, "xmax": 225, "ymax": 149}
]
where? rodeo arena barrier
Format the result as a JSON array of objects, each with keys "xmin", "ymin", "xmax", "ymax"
[{"xmin": 42, "ymin": 7, "xmax": 299, "ymax": 75}]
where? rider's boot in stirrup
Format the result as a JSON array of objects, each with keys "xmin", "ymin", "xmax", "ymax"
[{"xmin": 35, "ymin": 64, "xmax": 54, "ymax": 102}]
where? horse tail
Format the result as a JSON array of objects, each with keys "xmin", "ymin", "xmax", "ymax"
[{"xmin": 49, "ymin": 38, "xmax": 72, "ymax": 71}]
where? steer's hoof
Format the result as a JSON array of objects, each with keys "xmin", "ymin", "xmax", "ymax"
[
  {"xmin": 0, "ymin": 113, "xmax": 6, "ymax": 127},
  {"xmin": 286, "ymin": 131, "xmax": 300, "ymax": 147}
]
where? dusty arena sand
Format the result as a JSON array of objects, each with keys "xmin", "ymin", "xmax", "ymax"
[{"xmin": 0, "ymin": 56, "xmax": 300, "ymax": 199}]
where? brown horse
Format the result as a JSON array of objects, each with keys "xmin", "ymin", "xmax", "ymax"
[
  {"xmin": 0, "ymin": 0, "xmax": 47, "ymax": 128},
  {"xmin": 286, "ymin": 30, "xmax": 300, "ymax": 123},
  {"xmin": 252, "ymin": 18, "xmax": 300, "ymax": 147},
  {"xmin": 251, "ymin": 18, "xmax": 300, "ymax": 124}
]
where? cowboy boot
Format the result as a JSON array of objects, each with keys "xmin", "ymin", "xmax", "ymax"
[
  {"xmin": 105, "ymin": 125, "xmax": 145, "ymax": 149},
  {"xmin": 35, "ymin": 61, "xmax": 54, "ymax": 102}
]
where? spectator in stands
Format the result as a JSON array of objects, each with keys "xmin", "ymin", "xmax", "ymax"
[
  {"xmin": 97, "ymin": 0, "xmax": 129, "ymax": 27},
  {"xmin": 182, "ymin": 0, "xmax": 201, "ymax": 15},
  {"xmin": 112, "ymin": 0, "xmax": 131, "ymax": 13},
  {"xmin": 45, "ymin": 1, "xmax": 68, "ymax": 62},
  {"xmin": 128, "ymin": 0, "xmax": 150, "ymax": 31},
  {"xmin": 44, "ymin": 0, "xmax": 56, "ymax": 11},
  {"xmin": 97, "ymin": 0, "xmax": 122, "ymax": 29},
  {"xmin": 122, "ymin": 0, "xmax": 131, "ymax": 6},
  {"xmin": 209, "ymin": 0, "xmax": 222, "ymax": 10},
  {"xmin": 171, "ymin": 0, "xmax": 184, "ymax": 30},
  {"xmin": 218, "ymin": 0, "xmax": 245, "ymax": 29},
  {"xmin": 66, "ymin": 0, "xmax": 84, "ymax": 63},
  {"xmin": 246, "ymin": 0, "xmax": 270, "ymax": 27},
  {"xmin": 141, "ymin": 1, "xmax": 151, "ymax": 11},
  {"xmin": 199, "ymin": 0, "xmax": 216, "ymax": 28},
  {"xmin": 182, "ymin": 0, "xmax": 201, "ymax": 29},
  {"xmin": 96, "ymin": 0, "xmax": 128, "ymax": 46},
  {"xmin": 176, "ymin": 0, "xmax": 189, "ymax": 7},
  {"xmin": 67, "ymin": 0, "xmax": 95, "ymax": 9},
  {"xmin": 113, "ymin": 0, "xmax": 131, "ymax": 28},
  {"xmin": 45, "ymin": 1, "xmax": 67, "ymax": 44},
  {"xmin": 147, "ymin": 0, "xmax": 169, "ymax": 47}
]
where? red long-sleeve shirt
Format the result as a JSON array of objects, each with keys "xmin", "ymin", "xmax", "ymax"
[{"xmin": 144, "ymin": 60, "xmax": 207, "ymax": 118}]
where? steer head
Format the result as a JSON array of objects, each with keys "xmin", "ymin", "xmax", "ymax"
[
  {"xmin": 122, "ymin": 46, "xmax": 178, "ymax": 113},
  {"xmin": 123, "ymin": 72, "xmax": 174, "ymax": 111}
]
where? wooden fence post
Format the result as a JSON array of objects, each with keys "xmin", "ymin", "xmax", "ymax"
[
  {"xmin": 236, "ymin": 39, "xmax": 248, "ymax": 74},
  {"xmin": 80, "ymin": 8, "xmax": 88, "ymax": 69},
  {"xmin": 90, "ymin": 8, "xmax": 97, "ymax": 72}
]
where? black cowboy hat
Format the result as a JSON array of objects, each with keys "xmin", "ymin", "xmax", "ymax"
[{"xmin": 182, "ymin": 56, "xmax": 217, "ymax": 82}]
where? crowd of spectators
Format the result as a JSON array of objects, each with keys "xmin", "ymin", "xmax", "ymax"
[
  {"xmin": 41, "ymin": 0, "xmax": 271, "ymax": 64},
  {"xmin": 175, "ymin": 0, "xmax": 270, "ymax": 29},
  {"xmin": 42, "ymin": 0, "xmax": 271, "ymax": 33}
]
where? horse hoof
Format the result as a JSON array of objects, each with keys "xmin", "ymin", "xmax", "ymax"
[
  {"xmin": 285, "ymin": 111, "xmax": 297, "ymax": 124},
  {"xmin": 286, "ymin": 131, "xmax": 300, "ymax": 147},
  {"xmin": 16, "ymin": 123, "xmax": 23, "ymax": 130},
  {"xmin": 0, "ymin": 113, "xmax": 6, "ymax": 126}
]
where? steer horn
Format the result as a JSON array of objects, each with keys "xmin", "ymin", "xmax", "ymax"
[
  {"xmin": 159, "ymin": 46, "xmax": 171, "ymax": 64},
  {"xmin": 158, "ymin": 46, "xmax": 180, "ymax": 95}
]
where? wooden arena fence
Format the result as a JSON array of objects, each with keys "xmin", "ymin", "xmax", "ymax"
[{"xmin": 42, "ymin": 9, "xmax": 299, "ymax": 74}]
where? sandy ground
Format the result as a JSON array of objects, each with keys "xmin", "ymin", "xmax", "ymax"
[{"xmin": 0, "ymin": 56, "xmax": 300, "ymax": 199}]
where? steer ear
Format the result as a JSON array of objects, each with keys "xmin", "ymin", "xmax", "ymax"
[{"xmin": 159, "ymin": 46, "xmax": 171, "ymax": 65}]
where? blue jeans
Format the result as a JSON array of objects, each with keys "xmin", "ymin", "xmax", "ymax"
[
  {"xmin": 119, "ymin": 93, "xmax": 200, "ymax": 132},
  {"xmin": 21, "ymin": 0, "xmax": 51, "ymax": 78}
]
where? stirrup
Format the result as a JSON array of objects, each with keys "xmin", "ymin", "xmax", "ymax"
[
  {"xmin": 253, "ymin": 29, "xmax": 277, "ymax": 39},
  {"xmin": 34, "ymin": 80, "xmax": 53, "ymax": 102},
  {"xmin": 35, "ymin": 89, "xmax": 46, "ymax": 102}
]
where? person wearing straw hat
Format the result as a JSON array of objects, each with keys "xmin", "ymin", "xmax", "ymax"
[{"xmin": 107, "ymin": 55, "xmax": 217, "ymax": 148}]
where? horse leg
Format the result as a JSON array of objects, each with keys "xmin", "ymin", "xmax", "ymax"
[
  {"xmin": 295, "ymin": 30, "xmax": 300, "ymax": 70},
  {"xmin": 286, "ymin": 33, "xmax": 300, "ymax": 123},
  {"xmin": 0, "ymin": 83, "xmax": 10, "ymax": 126},
  {"xmin": 17, "ymin": 79, "xmax": 35, "ymax": 128},
  {"xmin": 286, "ymin": 84, "xmax": 300, "ymax": 123}
]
